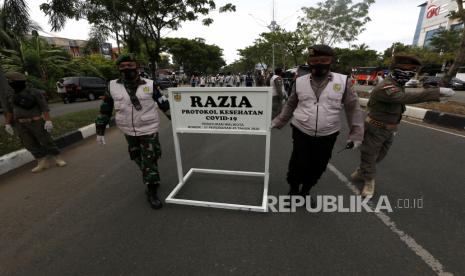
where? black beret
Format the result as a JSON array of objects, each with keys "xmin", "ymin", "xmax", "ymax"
[
  {"xmin": 115, "ymin": 53, "xmax": 137, "ymax": 65},
  {"xmin": 308, "ymin": 44, "xmax": 335, "ymax": 57},
  {"xmin": 392, "ymin": 55, "xmax": 422, "ymax": 67}
]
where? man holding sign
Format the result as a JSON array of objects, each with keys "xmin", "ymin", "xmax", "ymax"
[
  {"xmin": 272, "ymin": 45, "xmax": 364, "ymax": 201},
  {"xmin": 95, "ymin": 54, "xmax": 171, "ymax": 210}
]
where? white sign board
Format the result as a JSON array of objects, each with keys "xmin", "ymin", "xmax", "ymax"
[
  {"xmin": 169, "ymin": 87, "xmax": 271, "ymax": 135},
  {"xmin": 166, "ymin": 87, "xmax": 273, "ymax": 212}
]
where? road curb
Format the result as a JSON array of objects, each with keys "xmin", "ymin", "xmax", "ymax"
[
  {"xmin": 358, "ymin": 97, "xmax": 465, "ymax": 130},
  {"xmin": 0, "ymin": 119, "xmax": 116, "ymax": 176}
]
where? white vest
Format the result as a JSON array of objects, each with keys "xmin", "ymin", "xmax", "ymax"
[
  {"xmin": 292, "ymin": 73, "xmax": 347, "ymax": 137},
  {"xmin": 109, "ymin": 78, "xmax": 160, "ymax": 136},
  {"xmin": 270, "ymin": 75, "xmax": 281, "ymax": 96}
]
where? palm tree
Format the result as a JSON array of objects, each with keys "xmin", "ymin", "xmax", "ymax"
[{"xmin": 0, "ymin": 0, "xmax": 43, "ymax": 74}]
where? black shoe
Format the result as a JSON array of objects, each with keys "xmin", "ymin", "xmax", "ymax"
[
  {"xmin": 299, "ymin": 191, "xmax": 317, "ymax": 209},
  {"xmin": 146, "ymin": 185, "xmax": 163, "ymax": 209}
]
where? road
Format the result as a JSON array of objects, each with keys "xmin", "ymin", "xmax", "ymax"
[
  {"xmin": 355, "ymin": 85, "xmax": 465, "ymax": 103},
  {"xmin": 0, "ymin": 99, "xmax": 101, "ymax": 124},
  {"xmin": 0, "ymin": 111, "xmax": 464, "ymax": 275}
]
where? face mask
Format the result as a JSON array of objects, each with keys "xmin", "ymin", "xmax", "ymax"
[
  {"xmin": 9, "ymin": 81, "xmax": 26, "ymax": 93},
  {"xmin": 390, "ymin": 69, "xmax": 416, "ymax": 86},
  {"xmin": 310, "ymin": 63, "xmax": 331, "ymax": 77},
  {"xmin": 120, "ymin": 68, "xmax": 138, "ymax": 80}
]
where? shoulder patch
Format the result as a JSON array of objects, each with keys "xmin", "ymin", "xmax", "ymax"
[{"xmin": 383, "ymin": 84, "xmax": 400, "ymax": 95}]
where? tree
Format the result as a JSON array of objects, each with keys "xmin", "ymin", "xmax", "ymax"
[
  {"xmin": 40, "ymin": 0, "xmax": 235, "ymax": 77},
  {"xmin": 0, "ymin": 0, "xmax": 42, "ymax": 74},
  {"xmin": 298, "ymin": 0, "xmax": 375, "ymax": 46},
  {"xmin": 162, "ymin": 37, "xmax": 225, "ymax": 75},
  {"xmin": 333, "ymin": 47, "xmax": 380, "ymax": 75},
  {"xmin": 429, "ymin": 28, "xmax": 462, "ymax": 54},
  {"xmin": 443, "ymin": 0, "xmax": 465, "ymax": 82}
]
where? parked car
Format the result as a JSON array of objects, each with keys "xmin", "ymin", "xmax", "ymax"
[
  {"xmin": 422, "ymin": 76, "xmax": 465, "ymax": 90},
  {"xmin": 63, "ymin": 76, "xmax": 107, "ymax": 102},
  {"xmin": 155, "ymin": 77, "xmax": 177, "ymax": 90},
  {"xmin": 405, "ymin": 79, "xmax": 421, "ymax": 88}
]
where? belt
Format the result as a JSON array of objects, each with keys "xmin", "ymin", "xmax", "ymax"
[
  {"xmin": 17, "ymin": 116, "xmax": 43, "ymax": 123},
  {"xmin": 366, "ymin": 117, "xmax": 398, "ymax": 131}
]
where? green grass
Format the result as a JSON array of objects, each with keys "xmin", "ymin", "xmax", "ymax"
[{"xmin": 0, "ymin": 108, "xmax": 100, "ymax": 156}]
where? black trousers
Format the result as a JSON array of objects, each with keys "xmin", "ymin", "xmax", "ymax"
[{"xmin": 287, "ymin": 125, "xmax": 339, "ymax": 194}]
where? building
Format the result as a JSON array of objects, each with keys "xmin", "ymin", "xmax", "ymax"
[
  {"xmin": 413, "ymin": 0, "xmax": 464, "ymax": 47},
  {"xmin": 38, "ymin": 35, "xmax": 113, "ymax": 59}
]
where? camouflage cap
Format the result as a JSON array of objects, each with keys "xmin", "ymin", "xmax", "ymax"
[
  {"xmin": 308, "ymin": 44, "xmax": 335, "ymax": 57},
  {"xmin": 5, "ymin": 71, "xmax": 26, "ymax": 81},
  {"xmin": 115, "ymin": 53, "xmax": 137, "ymax": 65},
  {"xmin": 392, "ymin": 55, "xmax": 422, "ymax": 67}
]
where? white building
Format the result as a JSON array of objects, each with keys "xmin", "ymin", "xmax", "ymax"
[{"xmin": 413, "ymin": 0, "xmax": 464, "ymax": 47}]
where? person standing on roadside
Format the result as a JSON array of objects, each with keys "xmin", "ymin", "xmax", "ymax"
[{"xmin": 3, "ymin": 72, "xmax": 66, "ymax": 173}]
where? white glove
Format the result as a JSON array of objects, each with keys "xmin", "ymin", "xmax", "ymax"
[
  {"xmin": 270, "ymin": 122, "xmax": 277, "ymax": 129},
  {"xmin": 5, "ymin": 124, "xmax": 14, "ymax": 136},
  {"xmin": 96, "ymin": 135, "xmax": 106, "ymax": 146},
  {"xmin": 44, "ymin": 121, "xmax": 53, "ymax": 132},
  {"xmin": 439, "ymin": 87, "xmax": 455, "ymax": 97}
]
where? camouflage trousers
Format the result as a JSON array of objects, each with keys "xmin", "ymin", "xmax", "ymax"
[
  {"xmin": 359, "ymin": 122, "xmax": 395, "ymax": 180},
  {"xmin": 125, "ymin": 133, "xmax": 162, "ymax": 186}
]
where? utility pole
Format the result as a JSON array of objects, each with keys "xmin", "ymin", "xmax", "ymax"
[{"xmin": 269, "ymin": 0, "xmax": 278, "ymax": 72}]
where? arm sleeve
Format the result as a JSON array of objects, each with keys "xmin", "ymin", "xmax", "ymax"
[
  {"xmin": 274, "ymin": 77, "xmax": 284, "ymax": 100},
  {"xmin": 271, "ymin": 82, "xmax": 298, "ymax": 128},
  {"xmin": 152, "ymin": 83, "xmax": 171, "ymax": 120},
  {"xmin": 95, "ymin": 90, "xmax": 114, "ymax": 136},
  {"xmin": 372, "ymin": 86, "xmax": 441, "ymax": 104},
  {"xmin": 343, "ymin": 78, "xmax": 364, "ymax": 142}
]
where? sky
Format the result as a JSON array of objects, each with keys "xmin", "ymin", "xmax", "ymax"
[{"xmin": 24, "ymin": 0, "xmax": 424, "ymax": 64}]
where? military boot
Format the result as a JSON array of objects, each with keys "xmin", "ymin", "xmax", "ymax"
[
  {"xmin": 361, "ymin": 179, "xmax": 375, "ymax": 197},
  {"xmin": 146, "ymin": 183, "xmax": 163, "ymax": 209},
  {"xmin": 53, "ymin": 155, "xmax": 67, "ymax": 167},
  {"xmin": 31, "ymin": 158, "xmax": 50, "ymax": 173},
  {"xmin": 350, "ymin": 167, "xmax": 364, "ymax": 182}
]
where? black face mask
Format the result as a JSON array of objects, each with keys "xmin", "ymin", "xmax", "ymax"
[
  {"xmin": 9, "ymin": 81, "xmax": 27, "ymax": 93},
  {"xmin": 310, "ymin": 63, "xmax": 331, "ymax": 78},
  {"xmin": 390, "ymin": 69, "xmax": 416, "ymax": 86},
  {"xmin": 120, "ymin": 68, "xmax": 138, "ymax": 81}
]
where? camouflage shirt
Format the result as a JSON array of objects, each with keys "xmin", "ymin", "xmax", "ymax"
[{"xmin": 367, "ymin": 76, "xmax": 440, "ymax": 124}]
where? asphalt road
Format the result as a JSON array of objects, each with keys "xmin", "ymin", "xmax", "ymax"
[
  {"xmin": 355, "ymin": 85, "xmax": 465, "ymax": 103},
  {"xmin": 1, "ymin": 113, "xmax": 464, "ymax": 275},
  {"xmin": 0, "ymin": 99, "xmax": 101, "ymax": 124}
]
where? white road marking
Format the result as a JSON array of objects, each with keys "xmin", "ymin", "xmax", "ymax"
[
  {"xmin": 402, "ymin": 120, "xmax": 465, "ymax": 139},
  {"xmin": 327, "ymin": 163, "xmax": 453, "ymax": 276}
]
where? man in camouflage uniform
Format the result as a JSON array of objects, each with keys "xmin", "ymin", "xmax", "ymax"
[
  {"xmin": 3, "ymin": 72, "xmax": 66, "ymax": 173},
  {"xmin": 351, "ymin": 55, "xmax": 455, "ymax": 197},
  {"xmin": 95, "ymin": 54, "xmax": 170, "ymax": 209}
]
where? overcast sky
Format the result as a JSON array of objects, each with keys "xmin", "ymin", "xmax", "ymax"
[{"xmin": 25, "ymin": 0, "xmax": 423, "ymax": 64}]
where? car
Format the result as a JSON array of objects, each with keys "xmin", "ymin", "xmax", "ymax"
[
  {"xmin": 155, "ymin": 77, "xmax": 177, "ymax": 90},
  {"xmin": 62, "ymin": 76, "xmax": 107, "ymax": 102},
  {"xmin": 422, "ymin": 76, "xmax": 465, "ymax": 90},
  {"xmin": 405, "ymin": 79, "xmax": 421, "ymax": 88}
]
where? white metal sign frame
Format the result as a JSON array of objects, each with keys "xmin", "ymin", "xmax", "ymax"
[{"xmin": 165, "ymin": 87, "xmax": 272, "ymax": 212}]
